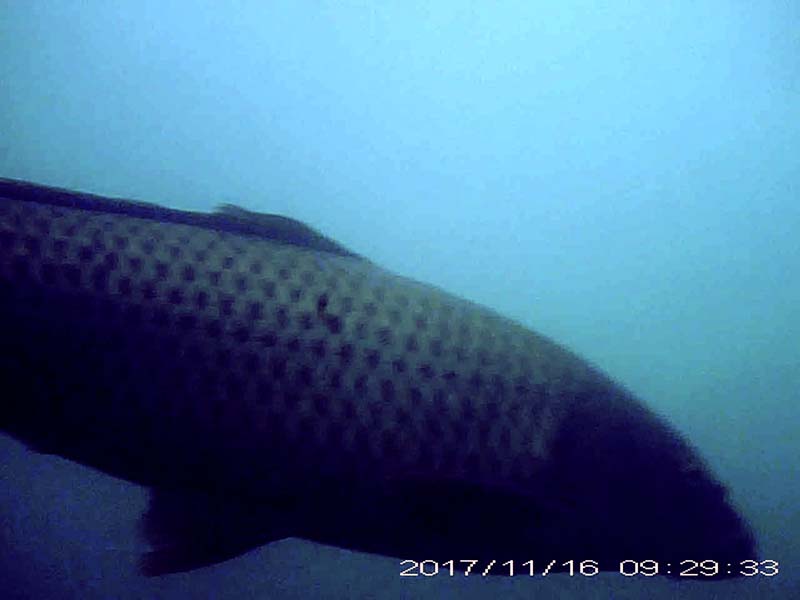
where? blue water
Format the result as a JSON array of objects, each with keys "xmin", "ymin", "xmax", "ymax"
[{"xmin": 0, "ymin": 2, "xmax": 797, "ymax": 598}]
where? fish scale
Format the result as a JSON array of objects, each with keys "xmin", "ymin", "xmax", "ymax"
[
  {"xmin": 0, "ymin": 177, "xmax": 757, "ymax": 578},
  {"xmin": 0, "ymin": 193, "xmax": 566, "ymax": 490}
]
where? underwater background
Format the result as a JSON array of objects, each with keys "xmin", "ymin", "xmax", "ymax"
[{"xmin": 0, "ymin": 2, "xmax": 797, "ymax": 599}]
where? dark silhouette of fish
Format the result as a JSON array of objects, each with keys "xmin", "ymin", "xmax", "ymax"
[{"xmin": 0, "ymin": 177, "xmax": 756, "ymax": 579}]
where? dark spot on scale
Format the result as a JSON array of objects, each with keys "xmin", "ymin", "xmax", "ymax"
[
  {"xmin": 123, "ymin": 304, "xmax": 142, "ymax": 325},
  {"xmin": 430, "ymin": 339, "xmax": 443, "ymax": 356},
  {"xmin": 211, "ymin": 399, "xmax": 225, "ymax": 423},
  {"xmin": 364, "ymin": 302, "xmax": 377, "ymax": 317},
  {"xmin": 301, "ymin": 271, "xmax": 315, "ymax": 285},
  {"xmin": 220, "ymin": 295, "xmax": 234, "ymax": 316},
  {"xmin": 40, "ymin": 263, "xmax": 56, "ymax": 285},
  {"xmin": 208, "ymin": 271, "xmax": 222, "ymax": 286},
  {"xmin": 103, "ymin": 252, "xmax": 119, "ymax": 270},
  {"xmin": 249, "ymin": 260, "xmax": 263, "ymax": 275},
  {"xmin": 177, "ymin": 314, "xmax": 197, "ymax": 332},
  {"xmin": 113, "ymin": 235, "xmax": 128, "ymax": 250},
  {"xmin": 299, "ymin": 312, "xmax": 313, "ymax": 330},
  {"xmin": 418, "ymin": 363, "xmax": 435, "ymax": 379},
  {"xmin": 414, "ymin": 316, "xmax": 427, "ymax": 330},
  {"xmin": 0, "ymin": 230, "xmax": 16, "ymax": 250},
  {"xmin": 141, "ymin": 240, "xmax": 155, "ymax": 255},
  {"xmin": 248, "ymin": 301, "xmax": 263, "ymax": 321},
  {"xmin": 392, "ymin": 358, "xmax": 407, "ymax": 373},
  {"xmin": 310, "ymin": 339, "xmax": 326, "ymax": 358},
  {"xmin": 235, "ymin": 276, "xmax": 248, "ymax": 292},
  {"xmin": 408, "ymin": 387, "xmax": 422, "ymax": 407},
  {"xmin": 63, "ymin": 264, "xmax": 81, "ymax": 287},
  {"xmin": 514, "ymin": 377, "xmax": 530, "ymax": 396},
  {"xmin": 442, "ymin": 370, "xmax": 457, "ymax": 383},
  {"xmin": 365, "ymin": 349, "xmax": 380, "ymax": 369},
  {"xmin": 405, "ymin": 335, "xmax": 419, "ymax": 353},
  {"xmin": 206, "ymin": 320, "xmax": 222, "ymax": 338},
  {"xmin": 278, "ymin": 267, "xmax": 290, "ymax": 280},
  {"xmin": 91, "ymin": 266, "xmax": 108, "ymax": 292},
  {"xmin": 259, "ymin": 331, "xmax": 278, "ymax": 347},
  {"xmin": 216, "ymin": 348, "xmax": 232, "ymax": 369},
  {"xmin": 380, "ymin": 431, "xmax": 399, "ymax": 456},
  {"xmin": 499, "ymin": 428, "xmax": 511, "ymax": 449},
  {"xmin": 317, "ymin": 293, "xmax": 329, "ymax": 314},
  {"xmin": 10, "ymin": 257, "xmax": 28, "ymax": 280},
  {"xmin": 222, "ymin": 256, "xmax": 234, "ymax": 269},
  {"xmin": 233, "ymin": 325, "xmax": 250, "ymax": 343},
  {"xmin": 287, "ymin": 337, "xmax": 301, "ymax": 353},
  {"xmin": 424, "ymin": 416, "xmax": 443, "ymax": 437},
  {"xmin": 52, "ymin": 238, "xmax": 68, "ymax": 256},
  {"xmin": 182, "ymin": 265, "xmax": 195, "ymax": 282},
  {"xmin": 168, "ymin": 288, "xmax": 183, "ymax": 305},
  {"xmin": 270, "ymin": 357, "xmax": 286, "ymax": 379},
  {"xmin": 354, "ymin": 375, "xmax": 368, "ymax": 393},
  {"xmin": 431, "ymin": 389, "xmax": 447, "ymax": 414},
  {"xmin": 312, "ymin": 393, "xmax": 327, "ymax": 415},
  {"xmin": 489, "ymin": 374, "xmax": 505, "ymax": 394},
  {"xmin": 376, "ymin": 327, "xmax": 392, "ymax": 346},
  {"xmin": 194, "ymin": 290, "xmax": 209, "ymax": 310},
  {"xmin": 169, "ymin": 245, "xmax": 181, "ymax": 259},
  {"xmin": 78, "ymin": 245, "xmax": 93, "ymax": 262},
  {"xmin": 461, "ymin": 396, "xmax": 477, "ymax": 420},
  {"xmin": 325, "ymin": 314, "xmax": 342, "ymax": 334},
  {"xmin": 337, "ymin": 343, "xmax": 354, "ymax": 365},
  {"xmin": 381, "ymin": 379, "xmax": 395, "ymax": 401},
  {"xmin": 329, "ymin": 371, "xmax": 342, "ymax": 389},
  {"xmin": 33, "ymin": 217, "xmax": 50, "ymax": 234},
  {"xmin": 23, "ymin": 235, "xmax": 41, "ymax": 256},
  {"xmin": 128, "ymin": 256, "xmax": 143, "ymax": 273},
  {"xmin": 255, "ymin": 381, "xmax": 273, "ymax": 404},
  {"xmin": 297, "ymin": 365, "xmax": 313, "ymax": 385},
  {"xmin": 276, "ymin": 306, "xmax": 289, "ymax": 328},
  {"xmin": 152, "ymin": 307, "xmax": 170, "ymax": 328},
  {"xmin": 290, "ymin": 288, "xmax": 302, "ymax": 302},
  {"xmin": 156, "ymin": 335, "xmax": 177, "ymax": 362},
  {"xmin": 225, "ymin": 374, "xmax": 244, "ymax": 400},
  {"xmin": 155, "ymin": 261, "xmax": 169, "ymax": 280},
  {"xmin": 469, "ymin": 372, "xmax": 483, "ymax": 389},
  {"xmin": 351, "ymin": 427, "xmax": 368, "ymax": 451},
  {"xmin": 262, "ymin": 280, "xmax": 276, "ymax": 298}
]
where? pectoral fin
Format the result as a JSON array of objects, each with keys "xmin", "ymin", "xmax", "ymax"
[{"xmin": 139, "ymin": 489, "xmax": 296, "ymax": 576}]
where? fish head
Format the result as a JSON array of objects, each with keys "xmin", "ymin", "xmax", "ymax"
[{"xmin": 527, "ymin": 385, "xmax": 759, "ymax": 579}]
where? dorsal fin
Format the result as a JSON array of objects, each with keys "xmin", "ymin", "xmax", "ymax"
[
  {"xmin": 213, "ymin": 204, "xmax": 360, "ymax": 258},
  {"xmin": 0, "ymin": 177, "xmax": 362, "ymax": 259}
]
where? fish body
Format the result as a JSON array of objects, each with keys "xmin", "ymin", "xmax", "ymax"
[{"xmin": 0, "ymin": 178, "xmax": 756, "ymax": 578}]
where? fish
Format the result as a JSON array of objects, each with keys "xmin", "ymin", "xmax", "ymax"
[{"xmin": 0, "ymin": 176, "xmax": 757, "ymax": 580}]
